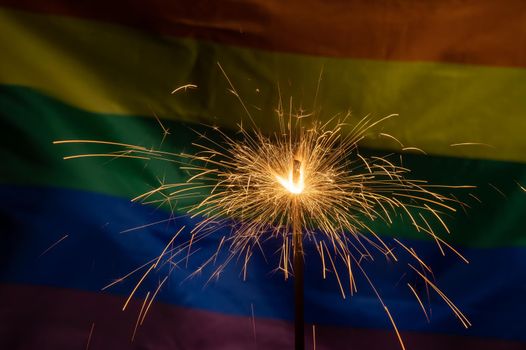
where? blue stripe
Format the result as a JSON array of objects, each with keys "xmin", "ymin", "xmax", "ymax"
[{"xmin": 1, "ymin": 185, "xmax": 525, "ymax": 341}]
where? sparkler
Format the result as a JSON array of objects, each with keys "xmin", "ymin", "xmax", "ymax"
[{"xmin": 55, "ymin": 80, "xmax": 473, "ymax": 350}]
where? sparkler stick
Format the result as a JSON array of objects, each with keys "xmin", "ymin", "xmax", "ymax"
[
  {"xmin": 293, "ymin": 202, "xmax": 304, "ymax": 350},
  {"xmin": 291, "ymin": 159, "xmax": 304, "ymax": 350}
]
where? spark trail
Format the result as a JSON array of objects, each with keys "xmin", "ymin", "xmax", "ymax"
[{"xmin": 55, "ymin": 83, "xmax": 474, "ymax": 349}]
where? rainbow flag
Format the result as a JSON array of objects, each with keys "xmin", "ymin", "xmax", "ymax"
[{"xmin": 1, "ymin": 1, "xmax": 525, "ymax": 349}]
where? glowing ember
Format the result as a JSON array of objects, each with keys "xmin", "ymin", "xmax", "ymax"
[{"xmin": 276, "ymin": 159, "xmax": 305, "ymax": 195}]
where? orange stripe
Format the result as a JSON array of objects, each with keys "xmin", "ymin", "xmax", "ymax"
[{"xmin": 1, "ymin": 0, "xmax": 525, "ymax": 67}]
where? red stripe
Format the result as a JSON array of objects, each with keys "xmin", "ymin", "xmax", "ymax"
[
  {"xmin": 1, "ymin": 0, "xmax": 525, "ymax": 67},
  {"xmin": 1, "ymin": 284, "xmax": 524, "ymax": 350}
]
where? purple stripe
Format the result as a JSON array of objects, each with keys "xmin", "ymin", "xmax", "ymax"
[{"xmin": 1, "ymin": 284, "xmax": 524, "ymax": 350}]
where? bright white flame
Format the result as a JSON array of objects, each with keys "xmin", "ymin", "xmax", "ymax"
[{"xmin": 276, "ymin": 167, "xmax": 305, "ymax": 194}]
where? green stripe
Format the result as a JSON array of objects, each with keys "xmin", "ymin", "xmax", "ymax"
[{"xmin": 2, "ymin": 84, "xmax": 526, "ymax": 248}]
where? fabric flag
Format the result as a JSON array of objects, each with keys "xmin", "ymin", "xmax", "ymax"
[{"xmin": 1, "ymin": 1, "xmax": 525, "ymax": 349}]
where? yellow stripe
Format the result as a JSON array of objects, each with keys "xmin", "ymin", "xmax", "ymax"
[{"xmin": 1, "ymin": 7, "xmax": 525, "ymax": 163}]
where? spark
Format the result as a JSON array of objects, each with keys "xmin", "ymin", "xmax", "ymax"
[
  {"xmin": 402, "ymin": 146, "xmax": 427, "ymax": 155},
  {"xmin": 450, "ymin": 142, "xmax": 494, "ymax": 148},
  {"xmin": 123, "ymin": 263, "xmax": 156, "ymax": 311},
  {"xmin": 86, "ymin": 322, "xmax": 95, "ymax": 350},
  {"xmin": 132, "ymin": 291, "xmax": 151, "ymax": 342},
  {"xmin": 39, "ymin": 234, "xmax": 69, "ymax": 257},
  {"xmin": 488, "ymin": 182, "xmax": 507, "ymax": 198},
  {"xmin": 379, "ymin": 132, "xmax": 405, "ymax": 147},
  {"xmin": 407, "ymin": 283, "xmax": 430, "ymax": 323},
  {"xmin": 140, "ymin": 276, "xmax": 168, "ymax": 325},
  {"xmin": 171, "ymin": 84, "xmax": 198, "ymax": 94},
  {"xmin": 312, "ymin": 324, "xmax": 316, "ymax": 350},
  {"xmin": 62, "ymin": 153, "xmax": 150, "ymax": 161},
  {"xmin": 469, "ymin": 192, "xmax": 482, "ymax": 203},
  {"xmin": 408, "ymin": 264, "xmax": 471, "ymax": 328},
  {"xmin": 119, "ymin": 217, "xmax": 180, "ymax": 234},
  {"xmin": 152, "ymin": 111, "xmax": 170, "ymax": 146},
  {"xmin": 515, "ymin": 180, "xmax": 526, "ymax": 192},
  {"xmin": 56, "ymin": 85, "xmax": 474, "ymax": 350}
]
